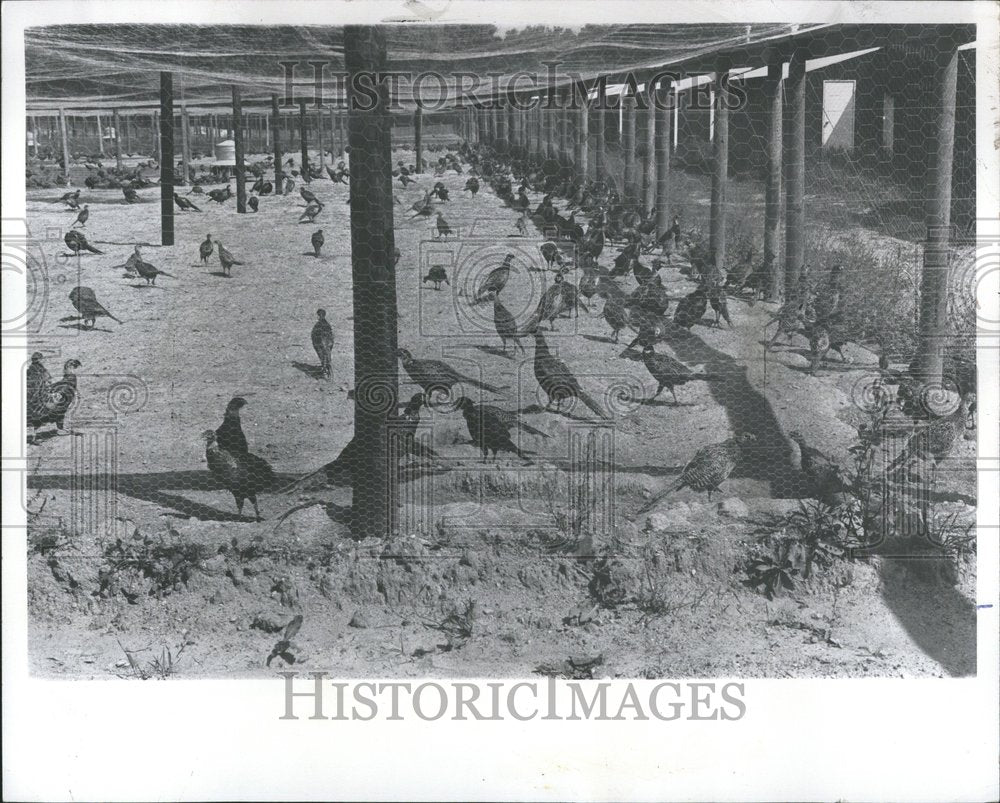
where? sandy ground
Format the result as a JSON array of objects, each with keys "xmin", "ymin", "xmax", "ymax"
[{"xmin": 23, "ymin": 147, "xmax": 977, "ymax": 678}]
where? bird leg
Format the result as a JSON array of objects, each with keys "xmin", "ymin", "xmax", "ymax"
[
  {"xmin": 251, "ymin": 496, "xmax": 263, "ymax": 522},
  {"xmin": 670, "ymin": 387, "xmax": 679, "ymax": 406}
]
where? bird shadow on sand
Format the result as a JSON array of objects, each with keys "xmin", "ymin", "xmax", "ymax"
[
  {"xmin": 127, "ymin": 284, "xmax": 165, "ymax": 290},
  {"xmin": 291, "ymin": 361, "xmax": 327, "ymax": 380},
  {"xmin": 57, "ymin": 322, "xmax": 114, "ymax": 333},
  {"xmin": 207, "ymin": 271, "xmax": 231, "ymax": 278},
  {"xmin": 29, "ymin": 468, "xmax": 300, "ymax": 523},
  {"xmin": 581, "ymin": 334, "xmax": 618, "ymax": 345},
  {"xmin": 471, "ymin": 344, "xmax": 516, "ymax": 360},
  {"xmin": 640, "ymin": 398, "xmax": 698, "ymax": 408},
  {"xmin": 518, "ymin": 402, "xmax": 599, "ymax": 424}
]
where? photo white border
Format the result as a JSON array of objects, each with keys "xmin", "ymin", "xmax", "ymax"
[{"xmin": 3, "ymin": 2, "xmax": 998, "ymax": 800}]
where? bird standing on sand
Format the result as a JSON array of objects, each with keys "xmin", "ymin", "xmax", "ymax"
[
  {"xmin": 123, "ymin": 187, "xmax": 140, "ymax": 204},
  {"xmin": 788, "ymin": 430, "xmax": 849, "ymax": 507},
  {"xmin": 58, "ymin": 189, "xmax": 80, "ymax": 205},
  {"xmin": 26, "ymin": 352, "xmax": 52, "ymax": 444},
  {"xmin": 125, "ymin": 246, "xmax": 176, "ymax": 285},
  {"xmin": 638, "ymin": 434, "xmax": 756, "ymax": 512},
  {"xmin": 621, "ymin": 349, "xmax": 720, "ymax": 405},
  {"xmin": 311, "ymin": 229, "xmax": 324, "ymax": 257},
  {"xmin": 454, "ymin": 397, "xmax": 529, "ymax": 462},
  {"xmin": 64, "ymin": 230, "xmax": 103, "ymax": 255},
  {"xmin": 216, "ymin": 397, "xmax": 249, "ymax": 454},
  {"xmin": 397, "ymin": 348, "xmax": 501, "ymax": 399},
  {"xmin": 217, "ymin": 242, "xmax": 243, "ymax": 276},
  {"xmin": 69, "ymin": 287, "xmax": 121, "ymax": 328},
  {"xmin": 28, "ymin": 358, "xmax": 82, "ymax": 439},
  {"xmin": 311, "ymin": 309, "xmax": 334, "ymax": 378},
  {"xmin": 491, "ymin": 293, "xmax": 527, "ymax": 355},
  {"xmin": 532, "ymin": 331, "xmax": 606, "ymax": 418},
  {"xmin": 435, "ymin": 212, "xmax": 453, "ymax": 239},
  {"xmin": 202, "ymin": 430, "xmax": 274, "ymax": 521},
  {"xmin": 474, "ymin": 253, "xmax": 515, "ymax": 304},
  {"xmin": 300, "ymin": 186, "xmax": 323, "ymax": 208},
  {"xmin": 174, "ymin": 193, "xmax": 202, "ymax": 212},
  {"xmin": 71, "ymin": 205, "xmax": 90, "ymax": 228},
  {"xmin": 299, "ymin": 202, "xmax": 322, "ymax": 223},
  {"xmin": 199, "ymin": 234, "xmax": 214, "ymax": 264},
  {"xmin": 464, "ymin": 177, "xmax": 480, "ymax": 197},
  {"xmin": 247, "ymin": 195, "xmax": 259, "ymax": 212}
]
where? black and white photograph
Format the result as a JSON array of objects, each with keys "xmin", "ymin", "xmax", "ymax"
[{"xmin": 3, "ymin": 1, "xmax": 997, "ymax": 800}]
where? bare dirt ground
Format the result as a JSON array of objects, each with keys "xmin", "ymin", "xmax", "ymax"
[{"xmin": 23, "ymin": 147, "xmax": 977, "ymax": 678}]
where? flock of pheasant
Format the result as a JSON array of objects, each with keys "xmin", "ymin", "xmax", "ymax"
[{"xmin": 29, "ymin": 138, "xmax": 973, "ymax": 523}]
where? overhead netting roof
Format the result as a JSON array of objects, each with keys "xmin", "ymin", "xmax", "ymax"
[{"xmin": 25, "ymin": 23, "xmax": 824, "ymax": 111}]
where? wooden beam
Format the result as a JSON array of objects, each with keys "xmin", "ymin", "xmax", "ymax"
[
  {"xmin": 271, "ymin": 94, "xmax": 283, "ymax": 189},
  {"xmin": 180, "ymin": 106, "xmax": 191, "ymax": 185},
  {"xmin": 159, "ymin": 73, "xmax": 175, "ymax": 246},
  {"xmin": 622, "ymin": 92, "xmax": 637, "ymax": 205},
  {"xmin": 153, "ymin": 111, "xmax": 160, "ymax": 163},
  {"xmin": 643, "ymin": 87, "xmax": 656, "ymax": 213},
  {"xmin": 95, "ymin": 112, "xmax": 105, "ymax": 157},
  {"xmin": 317, "ymin": 110, "xmax": 325, "ymax": 170},
  {"xmin": 112, "ymin": 108, "xmax": 124, "ymax": 171},
  {"xmin": 232, "ymin": 86, "xmax": 247, "ymax": 213},
  {"xmin": 414, "ymin": 106, "xmax": 423, "ymax": 171},
  {"xmin": 914, "ymin": 42, "xmax": 960, "ymax": 386},
  {"xmin": 299, "ymin": 99, "xmax": 310, "ymax": 180},
  {"xmin": 344, "ymin": 25, "xmax": 400, "ymax": 539},
  {"xmin": 58, "ymin": 107, "xmax": 71, "ymax": 186},
  {"xmin": 594, "ymin": 86, "xmax": 606, "ymax": 182},
  {"xmin": 655, "ymin": 84, "xmax": 672, "ymax": 237},
  {"xmin": 764, "ymin": 61, "xmax": 783, "ymax": 300},
  {"xmin": 576, "ymin": 98, "xmax": 589, "ymax": 179},
  {"xmin": 784, "ymin": 49, "xmax": 806, "ymax": 293},
  {"xmin": 30, "ymin": 115, "xmax": 40, "ymax": 157},
  {"xmin": 709, "ymin": 66, "xmax": 730, "ymax": 276}
]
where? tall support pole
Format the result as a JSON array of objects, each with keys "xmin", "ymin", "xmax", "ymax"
[
  {"xmin": 272, "ymin": 94, "xmax": 283, "ymax": 189},
  {"xmin": 316, "ymin": 109, "xmax": 326, "ymax": 173},
  {"xmin": 595, "ymin": 84, "xmax": 606, "ymax": 181},
  {"xmin": 643, "ymin": 86, "xmax": 657, "ymax": 213},
  {"xmin": 344, "ymin": 25, "xmax": 399, "ymax": 540},
  {"xmin": 559, "ymin": 88, "xmax": 572, "ymax": 167},
  {"xmin": 546, "ymin": 88, "xmax": 557, "ymax": 160},
  {"xmin": 95, "ymin": 112, "xmax": 106, "ymax": 156},
  {"xmin": 180, "ymin": 106, "xmax": 191, "ymax": 185},
  {"xmin": 232, "ymin": 86, "xmax": 247, "ymax": 213},
  {"xmin": 784, "ymin": 49, "xmax": 806, "ymax": 293},
  {"xmin": 159, "ymin": 73, "xmax": 175, "ymax": 246},
  {"xmin": 265, "ymin": 111, "xmax": 271, "ymax": 149},
  {"xmin": 124, "ymin": 115, "xmax": 131, "ymax": 154},
  {"xmin": 299, "ymin": 99, "xmax": 310, "ymax": 180},
  {"xmin": 622, "ymin": 92, "xmax": 637, "ymax": 205},
  {"xmin": 764, "ymin": 61, "xmax": 784, "ymax": 299},
  {"xmin": 112, "ymin": 108, "xmax": 124, "ymax": 171},
  {"xmin": 709, "ymin": 64, "xmax": 730, "ymax": 276},
  {"xmin": 58, "ymin": 107, "xmax": 71, "ymax": 186},
  {"xmin": 30, "ymin": 115, "xmax": 40, "ymax": 157},
  {"xmin": 655, "ymin": 83, "xmax": 672, "ymax": 236},
  {"xmin": 509, "ymin": 103, "xmax": 518, "ymax": 155},
  {"xmin": 576, "ymin": 97, "xmax": 589, "ymax": 179},
  {"xmin": 914, "ymin": 42, "xmax": 960, "ymax": 386},
  {"xmin": 153, "ymin": 111, "xmax": 160, "ymax": 163},
  {"xmin": 414, "ymin": 106, "xmax": 423, "ymax": 171}
]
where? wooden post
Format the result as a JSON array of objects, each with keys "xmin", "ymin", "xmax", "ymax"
[
  {"xmin": 643, "ymin": 85, "xmax": 657, "ymax": 213},
  {"xmin": 153, "ymin": 112, "xmax": 160, "ymax": 162},
  {"xmin": 95, "ymin": 113, "xmax": 105, "ymax": 156},
  {"xmin": 764, "ymin": 61, "xmax": 784, "ymax": 299},
  {"xmin": 559, "ymin": 89, "xmax": 572, "ymax": 166},
  {"xmin": 30, "ymin": 115, "xmax": 40, "ymax": 157},
  {"xmin": 180, "ymin": 106, "xmax": 191, "ymax": 185},
  {"xmin": 159, "ymin": 73, "xmax": 175, "ymax": 246},
  {"xmin": 784, "ymin": 49, "xmax": 806, "ymax": 293},
  {"xmin": 299, "ymin": 99, "xmax": 310, "ymax": 180},
  {"xmin": 271, "ymin": 94, "xmax": 283, "ymax": 189},
  {"xmin": 317, "ymin": 110, "xmax": 325, "ymax": 170},
  {"xmin": 709, "ymin": 65, "xmax": 730, "ymax": 275},
  {"xmin": 58, "ymin": 107, "xmax": 71, "ymax": 186},
  {"xmin": 622, "ymin": 91, "xmax": 637, "ymax": 205},
  {"xmin": 655, "ymin": 84, "xmax": 672, "ymax": 236},
  {"xmin": 576, "ymin": 97, "xmax": 589, "ymax": 178},
  {"xmin": 344, "ymin": 25, "xmax": 400, "ymax": 540},
  {"xmin": 914, "ymin": 43, "xmax": 960, "ymax": 385},
  {"xmin": 595, "ymin": 84, "xmax": 606, "ymax": 181},
  {"xmin": 112, "ymin": 108, "xmax": 124, "ymax": 171},
  {"xmin": 882, "ymin": 92, "xmax": 895, "ymax": 155},
  {"xmin": 124, "ymin": 114, "xmax": 131, "ymax": 154},
  {"xmin": 232, "ymin": 86, "xmax": 247, "ymax": 213},
  {"xmin": 414, "ymin": 106, "xmax": 423, "ymax": 171},
  {"xmin": 509, "ymin": 103, "xmax": 518, "ymax": 155}
]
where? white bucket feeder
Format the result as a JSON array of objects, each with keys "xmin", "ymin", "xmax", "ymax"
[{"xmin": 214, "ymin": 139, "xmax": 236, "ymax": 166}]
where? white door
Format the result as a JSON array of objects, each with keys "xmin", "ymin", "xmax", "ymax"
[{"xmin": 822, "ymin": 80, "xmax": 856, "ymax": 150}]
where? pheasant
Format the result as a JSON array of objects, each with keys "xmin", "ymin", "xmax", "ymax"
[
  {"xmin": 311, "ymin": 309, "xmax": 334, "ymax": 378},
  {"xmin": 638, "ymin": 434, "xmax": 756, "ymax": 511},
  {"xmin": 532, "ymin": 331, "xmax": 606, "ymax": 418}
]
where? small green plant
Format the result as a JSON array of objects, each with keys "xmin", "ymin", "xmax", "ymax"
[
  {"xmin": 744, "ymin": 541, "xmax": 799, "ymax": 599},
  {"xmin": 785, "ymin": 500, "xmax": 851, "ymax": 579},
  {"xmin": 118, "ymin": 639, "xmax": 185, "ymax": 680},
  {"xmin": 99, "ymin": 527, "xmax": 210, "ymax": 601}
]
